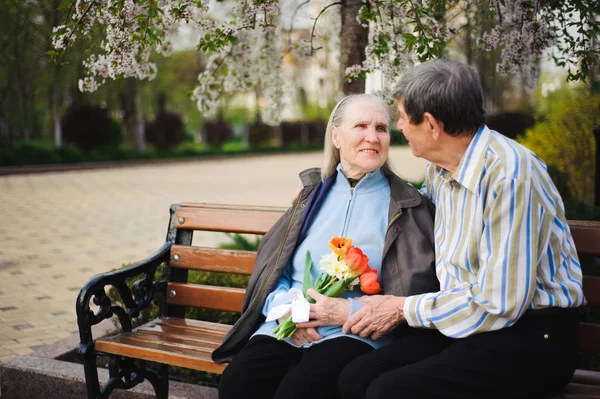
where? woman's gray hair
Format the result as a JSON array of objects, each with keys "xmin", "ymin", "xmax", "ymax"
[
  {"xmin": 321, "ymin": 94, "xmax": 393, "ymax": 180},
  {"xmin": 391, "ymin": 59, "xmax": 485, "ymax": 137}
]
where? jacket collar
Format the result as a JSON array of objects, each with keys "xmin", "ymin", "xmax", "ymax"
[
  {"xmin": 298, "ymin": 166, "xmax": 422, "ymax": 208},
  {"xmin": 299, "ymin": 167, "xmax": 322, "ymax": 189},
  {"xmin": 385, "ymin": 169, "xmax": 422, "ymax": 219}
]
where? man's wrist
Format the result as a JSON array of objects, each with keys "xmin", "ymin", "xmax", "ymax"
[{"xmin": 392, "ymin": 296, "xmax": 407, "ymax": 323}]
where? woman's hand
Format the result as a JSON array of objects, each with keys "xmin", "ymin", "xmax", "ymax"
[
  {"xmin": 290, "ymin": 327, "xmax": 323, "ymax": 346},
  {"xmin": 276, "ymin": 311, "xmax": 322, "ymax": 345},
  {"xmin": 295, "ymin": 289, "xmax": 351, "ymax": 328},
  {"xmin": 342, "ymin": 295, "xmax": 406, "ymax": 340}
]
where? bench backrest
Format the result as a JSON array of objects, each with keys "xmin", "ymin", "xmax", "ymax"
[
  {"xmin": 163, "ymin": 203, "xmax": 285, "ymax": 318},
  {"xmin": 164, "ymin": 203, "xmax": 600, "ymax": 352}
]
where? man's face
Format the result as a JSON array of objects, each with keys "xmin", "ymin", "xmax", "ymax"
[{"xmin": 396, "ymin": 101, "xmax": 433, "ymax": 160}]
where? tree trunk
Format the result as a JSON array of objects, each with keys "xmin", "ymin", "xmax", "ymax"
[
  {"xmin": 464, "ymin": 2, "xmax": 473, "ymax": 65},
  {"xmin": 53, "ymin": 65, "xmax": 63, "ymax": 148},
  {"xmin": 122, "ymin": 78, "xmax": 138, "ymax": 147},
  {"xmin": 136, "ymin": 81, "xmax": 146, "ymax": 151},
  {"xmin": 13, "ymin": 9, "xmax": 28, "ymax": 142},
  {"xmin": 51, "ymin": 0, "xmax": 63, "ymax": 148},
  {"xmin": 339, "ymin": 0, "xmax": 368, "ymax": 95}
]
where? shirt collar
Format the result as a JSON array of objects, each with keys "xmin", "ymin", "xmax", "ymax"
[{"xmin": 434, "ymin": 125, "xmax": 491, "ymax": 193}]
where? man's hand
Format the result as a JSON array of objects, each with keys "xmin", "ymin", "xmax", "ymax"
[
  {"xmin": 290, "ymin": 327, "xmax": 323, "ymax": 346},
  {"xmin": 295, "ymin": 289, "xmax": 351, "ymax": 328},
  {"xmin": 342, "ymin": 295, "xmax": 406, "ymax": 340}
]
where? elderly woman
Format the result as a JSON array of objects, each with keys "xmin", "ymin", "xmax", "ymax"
[{"xmin": 213, "ymin": 94, "xmax": 438, "ymax": 399}]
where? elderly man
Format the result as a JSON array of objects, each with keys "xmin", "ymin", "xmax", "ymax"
[{"xmin": 337, "ymin": 59, "xmax": 586, "ymax": 399}]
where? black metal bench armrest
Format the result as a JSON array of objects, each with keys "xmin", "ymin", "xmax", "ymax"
[{"xmin": 76, "ymin": 242, "xmax": 171, "ymax": 352}]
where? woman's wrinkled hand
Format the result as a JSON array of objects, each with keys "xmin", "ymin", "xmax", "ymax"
[
  {"xmin": 290, "ymin": 327, "xmax": 323, "ymax": 346},
  {"xmin": 342, "ymin": 295, "xmax": 406, "ymax": 340},
  {"xmin": 295, "ymin": 289, "xmax": 351, "ymax": 329}
]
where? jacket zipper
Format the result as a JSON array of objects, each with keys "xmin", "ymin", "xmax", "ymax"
[
  {"xmin": 386, "ymin": 208, "xmax": 403, "ymax": 231},
  {"xmin": 255, "ymin": 191, "xmax": 304, "ymax": 299},
  {"xmin": 341, "ymin": 186, "xmax": 355, "ymax": 236}
]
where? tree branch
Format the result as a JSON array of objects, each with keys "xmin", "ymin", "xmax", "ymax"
[
  {"xmin": 286, "ymin": 0, "xmax": 310, "ymax": 52},
  {"xmin": 66, "ymin": 0, "xmax": 96, "ymax": 44},
  {"xmin": 307, "ymin": 1, "xmax": 343, "ymax": 56}
]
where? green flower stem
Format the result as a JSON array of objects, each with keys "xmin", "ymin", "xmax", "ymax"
[{"xmin": 272, "ymin": 315, "xmax": 296, "ymax": 340}]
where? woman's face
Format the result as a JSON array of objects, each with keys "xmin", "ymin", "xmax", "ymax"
[{"xmin": 332, "ymin": 100, "xmax": 390, "ymax": 179}]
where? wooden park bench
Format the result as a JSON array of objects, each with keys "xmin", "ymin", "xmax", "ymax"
[{"xmin": 76, "ymin": 202, "xmax": 600, "ymax": 398}]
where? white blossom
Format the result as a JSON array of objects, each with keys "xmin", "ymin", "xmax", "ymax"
[{"xmin": 52, "ymin": 0, "xmax": 594, "ymax": 122}]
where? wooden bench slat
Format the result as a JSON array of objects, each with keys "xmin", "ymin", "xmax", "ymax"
[
  {"xmin": 552, "ymin": 382, "xmax": 600, "ymax": 398},
  {"xmin": 572, "ymin": 370, "xmax": 600, "ymax": 387},
  {"xmin": 170, "ymin": 245, "xmax": 256, "ymax": 275},
  {"xmin": 137, "ymin": 322, "xmax": 227, "ymax": 343},
  {"xmin": 154, "ymin": 317, "xmax": 233, "ymax": 334},
  {"xmin": 570, "ymin": 221, "xmax": 600, "ymax": 258},
  {"xmin": 96, "ymin": 332, "xmax": 226, "ymax": 373},
  {"xmin": 166, "ymin": 282, "xmax": 245, "ymax": 312},
  {"xmin": 175, "ymin": 204, "xmax": 286, "ymax": 234},
  {"xmin": 118, "ymin": 330, "xmax": 222, "ymax": 351},
  {"xmin": 134, "ymin": 328, "xmax": 225, "ymax": 349},
  {"xmin": 180, "ymin": 202, "xmax": 287, "ymax": 212}
]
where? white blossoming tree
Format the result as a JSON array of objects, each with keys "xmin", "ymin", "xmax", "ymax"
[{"xmin": 51, "ymin": 0, "xmax": 599, "ymax": 127}]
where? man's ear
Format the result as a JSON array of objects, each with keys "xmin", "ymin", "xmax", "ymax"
[{"xmin": 423, "ymin": 112, "xmax": 444, "ymax": 140}]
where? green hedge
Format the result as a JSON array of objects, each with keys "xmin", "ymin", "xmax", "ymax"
[{"xmin": 0, "ymin": 141, "xmax": 325, "ymax": 167}]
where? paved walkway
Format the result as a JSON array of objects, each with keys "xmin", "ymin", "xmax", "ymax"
[{"xmin": 0, "ymin": 148, "xmax": 427, "ymax": 362}]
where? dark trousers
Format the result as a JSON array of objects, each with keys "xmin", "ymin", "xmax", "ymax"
[
  {"xmin": 339, "ymin": 309, "xmax": 580, "ymax": 399},
  {"xmin": 219, "ymin": 335, "xmax": 373, "ymax": 399}
]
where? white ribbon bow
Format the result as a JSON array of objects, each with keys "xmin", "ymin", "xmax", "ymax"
[{"xmin": 265, "ymin": 287, "xmax": 310, "ymax": 323}]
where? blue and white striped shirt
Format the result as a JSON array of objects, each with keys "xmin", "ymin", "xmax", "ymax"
[{"xmin": 403, "ymin": 125, "xmax": 586, "ymax": 338}]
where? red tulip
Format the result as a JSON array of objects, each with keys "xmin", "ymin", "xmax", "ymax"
[
  {"xmin": 360, "ymin": 269, "xmax": 381, "ymax": 294},
  {"xmin": 345, "ymin": 246, "xmax": 370, "ymax": 275}
]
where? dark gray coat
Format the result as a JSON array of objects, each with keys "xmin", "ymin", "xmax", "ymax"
[{"xmin": 212, "ymin": 167, "xmax": 438, "ymax": 363}]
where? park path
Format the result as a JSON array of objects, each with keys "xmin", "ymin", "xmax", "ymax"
[{"xmin": 0, "ymin": 148, "xmax": 427, "ymax": 361}]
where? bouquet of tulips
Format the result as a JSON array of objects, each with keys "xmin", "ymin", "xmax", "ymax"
[{"xmin": 268, "ymin": 237, "xmax": 381, "ymax": 340}]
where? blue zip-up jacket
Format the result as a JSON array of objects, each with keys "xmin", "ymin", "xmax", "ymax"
[{"xmin": 253, "ymin": 164, "xmax": 392, "ymax": 348}]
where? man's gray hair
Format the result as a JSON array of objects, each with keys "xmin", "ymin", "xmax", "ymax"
[
  {"xmin": 391, "ymin": 59, "xmax": 485, "ymax": 137},
  {"xmin": 321, "ymin": 94, "xmax": 393, "ymax": 180}
]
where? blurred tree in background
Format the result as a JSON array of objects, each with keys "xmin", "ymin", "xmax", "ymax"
[
  {"xmin": 62, "ymin": 104, "xmax": 122, "ymax": 150},
  {"xmin": 519, "ymin": 87, "xmax": 600, "ymax": 204}
]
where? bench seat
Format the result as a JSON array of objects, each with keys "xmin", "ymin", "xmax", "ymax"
[
  {"xmin": 557, "ymin": 371, "xmax": 600, "ymax": 398},
  {"xmin": 95, "ymin": 318, "xmax": 230, "ymax": 374},
  {"xmin": 95, "ymin": 316, "xmax": 600, "ymax": 398}
]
